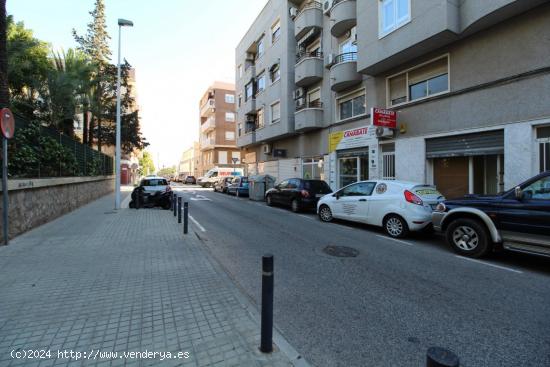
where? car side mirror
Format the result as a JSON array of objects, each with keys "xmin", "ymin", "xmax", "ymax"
[
  {"xmin": 334, "ymin": 192, "xmax": 340, "ymax": 200},
  {"xmin": 514, "ymin": 186, "xmax": 523, "ymax": 200}
]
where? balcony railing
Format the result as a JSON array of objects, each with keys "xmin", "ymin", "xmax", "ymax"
[
  {"xmin": 296, "ymin": 100, "xmax": 323, "ymax": 112},
  {"xmin": 297, "ymin": 1, "xmax": 322, "ymax": 16},
  {"xmin": 244, "ymin": 122, "xmax": 257, "ymax": 134},
  {"xmin": 296, "ymin": 50, "xmax": 323, "ymax": 64},
  {"xmin": 334, "ymin": 52, "xmax": 357, "ymax": 65}
]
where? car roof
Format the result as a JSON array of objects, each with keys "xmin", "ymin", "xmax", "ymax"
[
  {"xmin": 346, "ymin": 180, "xmax": 429, "ymax": 188},
  {"xmin": 142, "ymin": 176, "xmax": 166, "ymax": 181}
]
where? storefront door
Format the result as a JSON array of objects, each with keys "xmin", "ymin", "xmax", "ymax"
[{"xmin": 338, "ymin": 154, "xmax": 369, "ymax": 188}]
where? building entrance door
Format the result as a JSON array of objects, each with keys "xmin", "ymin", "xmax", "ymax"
[{"xmin": 338, "ymin": 154, "xmax": 369, "ymax": 188}]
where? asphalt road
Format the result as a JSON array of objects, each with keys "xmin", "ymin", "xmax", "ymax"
[{"xmin": 172, "ymin": 184, "xmax": 550, "ymax": 367}]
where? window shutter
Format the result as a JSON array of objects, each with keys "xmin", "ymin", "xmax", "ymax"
[
  {"xmin": 408, "ymin": 58, "xmax": 448, "ymax": 85},
  {"xmin": 389, "ymin": 74, "xmax": 407, "ymax": 102}
]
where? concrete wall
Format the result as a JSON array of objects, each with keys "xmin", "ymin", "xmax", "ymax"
[{"xmin": 0, "ymin": 176, "xmax": 114, "ymax": 241}]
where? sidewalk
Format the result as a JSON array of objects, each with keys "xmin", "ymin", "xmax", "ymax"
[{"xmin": 0, "ymin": 193, "xmax": 305, "ymax": 366}]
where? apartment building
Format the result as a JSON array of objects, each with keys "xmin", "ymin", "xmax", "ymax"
[
  {"xmin": 198, "ymin": 82, "xmax": 242, "ymax": 176},
  {"xmin": 236, "ymin": 0, "xmax": 550, "ymax": 197},
  {"xmin": 178, "ymin": 142, "xmax": 200, "ymax": 178}
]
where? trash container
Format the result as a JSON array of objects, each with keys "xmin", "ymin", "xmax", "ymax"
[{"xmin": 248, "ymin": 174, "xmax": 276, "ymax": 201}]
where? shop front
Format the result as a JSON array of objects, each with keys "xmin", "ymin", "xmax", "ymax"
[{"xmin": 327, "ymin": 126, "xmax": 379, "ymax": 190}]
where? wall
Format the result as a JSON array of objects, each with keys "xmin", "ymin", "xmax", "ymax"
[{"xmin": 0, "ymin": 176, "xmax": 114, "ymax": 241}]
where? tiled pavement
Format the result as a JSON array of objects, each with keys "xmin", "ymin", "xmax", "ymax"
[{"xmin": 0, "ymin": 193, "xmax": 305, "ymax": 367}]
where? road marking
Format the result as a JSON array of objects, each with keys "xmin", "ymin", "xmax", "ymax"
[
  {"xmin": 298, "ymin": 214, "xmax": 314, "ymax": 220},
  {"xmin": 190, "ymin": 195, "xmax": 211, "ymax": 201},
  {"xmin": 454, "ymin": 255, "xmax": 523, "ymax": 274},
  {"xmin": 189, "ymin": 215, "xmax": 206, "ymax": 232},
  {"xmin": 376, "ymin": 235, "xmax": 414, "ymax": 246}
]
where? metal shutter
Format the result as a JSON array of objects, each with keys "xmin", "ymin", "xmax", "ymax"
[{"xmin": 426, "ymin": 130, "xmax": 504, "ymax": 159}]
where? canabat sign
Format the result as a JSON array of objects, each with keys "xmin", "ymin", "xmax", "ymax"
[
  {"xmin": 371, "ymin": 108, "xmax": 397, "ymax": 129},
  {"xmin": 328, "ymin": 126, "xmax": 377, "ymax": 152}
]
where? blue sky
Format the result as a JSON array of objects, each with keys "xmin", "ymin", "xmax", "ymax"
[{"xmin": 7, "ymin": 0, "xmax": 267, "ymax": 168}]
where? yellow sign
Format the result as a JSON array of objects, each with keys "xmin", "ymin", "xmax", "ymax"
[{"xmin": 328, "ymin": 131, "xmax": 344, "ymax": 153}]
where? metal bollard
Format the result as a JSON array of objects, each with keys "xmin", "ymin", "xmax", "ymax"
[
  {"xmin": 426, "ymin": 347, "xmax": 459, "ymax": 367},
  {"xmin": 173, "ymin": 193, "xmax": 177, "ymax": 217},
  {"xmin": 177, "ymin": 197, "xmax": 182, "ymax": 223},
  {"xmin": 183, "ymin": 202, "xmax": 189, "ymax": 234},
  {"xmin": 260, "ymin": 254, "xmax": 274, "ymax": 353}
]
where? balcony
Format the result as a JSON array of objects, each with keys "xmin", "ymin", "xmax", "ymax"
[
  {"xmin": 244, "ymin": 64, "xmax": 256, "ymax": 83},
  {"xmin": 330, "ymin": 52, "xmax": 361, "ymax": 92},
  {"xmin": 200, "ymin": 99, "xmax": 215, "ymax": 117},
  {"xmin": 330, "ymin": 0, "xmax": 357, "ymax": 37},
  {"xmin": 294, "ymin": 1, "xmax": 323, "ymax": 40},
  {"xmin": 243, "ymin": 98, "xmax": 257, "ymax": 115},
  {"xmin": 200, "ymin": 138, "xmax": 216, "ymax": 150},
  {"xmin": 200, "ymin": 118, "xmax": 216, "ymax": 133},
  {"xmin": 295, "ymin": 101, "xmax": 324, "ymax": 132},
  {"xmin": 295, "ymin": 51, "xmax": 324, "ymax": 87},
  {"xmin": 237, "ymin": 131, "xmax": 256, "ymax": 147}
]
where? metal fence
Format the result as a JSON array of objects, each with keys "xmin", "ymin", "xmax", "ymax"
[{"xmin": 1, "ymin": 115, "xmax": 114, "ymax": 179}]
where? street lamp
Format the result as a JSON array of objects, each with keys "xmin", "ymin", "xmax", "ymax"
[{"xmin": 115, "ymin": 18, "xmax": 133, "ymax": 210}]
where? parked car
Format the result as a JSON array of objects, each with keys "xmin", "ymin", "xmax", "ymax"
[
  {"xmin": 184, "ymin": 175, "xmax": 196, "ymax": 185},
  {"xmin": 432, "ymin": 171, "xmax": 550, "ymax": 258},
  {"xmin": 317, "ymin": 180, "xmax": 445, "ymax": 238},
  {"xmin": 139, "ymin": 176, "xmax": 171, "ymax": 195},
  {"xmin": 214, "ymin": 177, "xmax": 233, "ymax": 193},
  {"xmin": 227, "ymin": 176, "xmax": 249, "ymax": 196},
  {"xmin": 265, "ymin": 178, "xmax": 332, "ymax": 212}
]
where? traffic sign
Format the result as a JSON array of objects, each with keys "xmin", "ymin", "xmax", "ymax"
[{"xmin": 0, "ymin": 108, "xmax": 15, "ymax": 139}]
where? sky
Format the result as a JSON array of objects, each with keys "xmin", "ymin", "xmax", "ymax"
[{"xmin": 7, "ymin": 0, "xmax": 268, "ymax": 169}]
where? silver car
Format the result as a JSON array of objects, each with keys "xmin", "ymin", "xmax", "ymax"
[{"xmin": 140, "ymin": 176, "xmax": 170, "ymax": 194}]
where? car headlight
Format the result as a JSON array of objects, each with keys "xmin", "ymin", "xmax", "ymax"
[{"xmin": 435, "ymin": 203, "xmax": 446, "ymax": 212}]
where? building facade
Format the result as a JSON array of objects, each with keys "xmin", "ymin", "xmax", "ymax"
[
  {"xmin": 236, "ymin": 0, "xmax": 550, "ymax": 197},
  {"xmin": 178, "ymin": 142, "xmax": 200, "ymax": 178},
  {"xmin": 198, "ymin": 82, "xmax": 242, "ymax": 176}
]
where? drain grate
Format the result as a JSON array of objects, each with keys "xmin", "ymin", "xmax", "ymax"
[{"xmin": 322, "ymin": 245, "xmax": 359, "ymax": 258}]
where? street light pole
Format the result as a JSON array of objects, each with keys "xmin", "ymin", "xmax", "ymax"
[{"xmin": 115, "ymin": 18, "xmax": 133, "ymax": 210}]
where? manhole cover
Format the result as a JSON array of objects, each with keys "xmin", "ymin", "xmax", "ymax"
[{"xmin": 322, "ymin": 245, "xmax": 359, "ymax": 258}]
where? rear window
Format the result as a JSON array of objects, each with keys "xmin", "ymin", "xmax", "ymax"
[
  {"xmin": 142, "ymin": 179, "xmax": 168, "ymax": 186},
  {"xmin": 304, "ymin": 180, "xmax": 332, "ymax": 193},
  {"xmin": 413, "ymin": 186, "xmax": 443, "ymax": 197}
]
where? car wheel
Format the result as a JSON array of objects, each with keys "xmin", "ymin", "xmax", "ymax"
[
  {"xmin": 446, "ymin": 218, "xmax": 491, "ymax": 258},
  {"xmin": 384, "ymin": 215, "xmax": 409, "ymax": 238},
  {"xmin": 318, "ymin": 205, "xmax": 333, "ymax": 222},
  {"xmin": 266, "ymin": 195, "xmax": 273, "ymax": 206},
  {"xmin": 291, "ymin": 199, "xmax": 300, "ymax": 213}
]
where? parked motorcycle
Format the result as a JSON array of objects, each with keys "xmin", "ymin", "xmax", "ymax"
[{"xmin": 129, "ymin": 186, "xmax": 172, "ymax": 210}]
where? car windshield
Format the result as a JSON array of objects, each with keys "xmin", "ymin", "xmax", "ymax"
[
  {"xmin": 304, "ymin": 180, "xmax": 331, "ymax": 193},
  {"xmin": 142, "ymin": 179, "xmax": 167, "ymax": 186}
]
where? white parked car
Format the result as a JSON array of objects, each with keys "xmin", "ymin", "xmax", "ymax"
[
  {"xmin": 139, "ymin": 176, "xmax": 171, "ymax": 194},
  {"xmin": 317, "ymin": 180, "xmax": 445, "ymax": 238}
]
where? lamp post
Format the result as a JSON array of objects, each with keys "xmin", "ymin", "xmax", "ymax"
[{"xmin": 115, "ymin": 18, "xmax": 133, "ymax": 210}]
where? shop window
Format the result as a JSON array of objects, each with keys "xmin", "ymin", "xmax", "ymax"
[
  {"xmin": 338, "ymin": 154, "xmax": 369, "ymax": 188},
  {"xmin": 302, "ymin": 158, "xmax": 322, "ymax": 179},
  {"xmin": 337, "ymin": 89, "xmax": 366, "ymax": 121},
  {"xmin": 387, "ymin": 56, "xmax": 449, "ymax": 106},
  {"xmin": 537, "ymin": 126, "xmax": 550, "ymax": 173}
]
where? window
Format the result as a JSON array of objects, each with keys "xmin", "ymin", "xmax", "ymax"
[
  {"xmin": 537, "ymin": 126, "xmax": 550, "ymax": 173},
  {"xmin": 245, "ymin": 82, "xmax": 254, "ymax": 100},
  {"xmin": 218, "ymin": 151, "xmax": 228, "ymax": 164},
  {"xmin": 225, "ymin": 131, "xmax": 235, "ymax": 140},
  {"xmin": 339, "ymin": 182, "xmax": 376, "ymax": 197},
  {"xmin": 337, "ymin": 89, "xmax": 366, "ymax": 121},
  {"xmin": 339, "ymin": 37, "xmax": 357, "ymax": 55},
  {"xmin": 271, "ymin": 19, "xmax": 281, "ymax": 43},
  {"xmin": 271, "ymin": 101, "xmax": 280, "ymax": 124},
  {"xmin": 225, "ymin": 94, "xmax": 235, "ymax": 104},
  {"xmin": 225, "ymin": 112, "xmax": 235, "ymax": 122},
  {"xmin": 379, "ymin": 0, "xmax": 411, "ymax": 37},
  {"xmin": 257, "ymin": 108, "xmax": 265, "ymax": 129},
  {"xmin": 257, "ymin": 36, "xmax": 265, "ymax": 58},
  {"xmin": 270, "ymin": 63, "xmax": 281, "ymax": 83},
  {"xmin": 288, "ymin": 179, "xmax": 300, "ymax": 189},
  {"xmin": 232, "ymin": 151, "xmax": 241, "ymax": 162},
  {"xmin": 387, "ymin": 56, "xmax": 449, "ymax": 106},
  {"xmin": 302, "ymin": 158, "xmax": 323, "ymax": 180},
  {"xmin": 523, "ymin": 177, "xmax": 550, "ymax": 200},
  {"xmin": 307, "ymin": 88, "xmax": 321, "ymax": 107},
  {"xmin": 257, "ymin": 72, "xmax": 266, "ymax": 93}
]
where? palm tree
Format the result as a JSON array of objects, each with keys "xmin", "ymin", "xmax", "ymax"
[{"xmin": 0, "ymin": 0, "xmax": 9, "ymax": 108}]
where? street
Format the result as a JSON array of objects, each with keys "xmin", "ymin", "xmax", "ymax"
[{"xmin": 172, "ymin": 183, "xmax": 550, "ymax": 367}]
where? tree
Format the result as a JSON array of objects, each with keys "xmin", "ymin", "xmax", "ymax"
[
  {"xmin": 0, "ymin": 0, "xmax": 8, "ymax": 108},
  {"xmin": 138, "ymin": 151, "xmax": 155, "ymax": 176},
  {"xmin": 73, "ymin": 0, "xmax": 110, "ymax": 150},
  {"xmin": 157, "ymin": 166, "xmax": 176, "ymax": 178}
]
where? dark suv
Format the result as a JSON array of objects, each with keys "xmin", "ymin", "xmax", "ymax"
[
  {"xmin": 265, "ymin": 178, "xmax": 332, "ymax": 212},
  {"xmin": 432, "ymin": 171, "xmax": 550, "ymax": 258}
]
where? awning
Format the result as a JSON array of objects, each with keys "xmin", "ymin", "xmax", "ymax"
[{"xmin": 426, "ymin": 130, "xmax": 504, "ymax": 159}]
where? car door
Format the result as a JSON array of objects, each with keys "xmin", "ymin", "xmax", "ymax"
[
  {"xmin": 332, "ymin": 182, "xmax": 376, "ymax": 222},
  {"xmin": 498, "ymin": 175, "xmax": 550, "ymax": 238},
  {"xmin": 272, "ymin": 180, "xmax": 288, "ymax": 204},
  {"xmin": 285, "ymin": 179, "xmax": 300, "ymax": 206}
]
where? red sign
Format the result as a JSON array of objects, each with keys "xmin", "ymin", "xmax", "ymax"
[
  {"xmin": 371, "ymin": 108, "xmax": 397, "ymax": 129},
  {"xmin": 0, "ymin": 108, "xmax": 15, "ymax": 139}
]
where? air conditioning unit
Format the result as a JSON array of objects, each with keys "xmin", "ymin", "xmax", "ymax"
[
  {"xmin": 262, "ymin": 144, "xmax": 272, "ymax": 154},
  {"xmin": 289, "ymin": 7, "xmax": 298, "ymax": 18},
  {"xmin": 323, "ymin": 0, "xmax": 333, "ymax": 15},
  {"xmin": 294, "ymin": 88, "xmax": 305, "ymax": 99},
  {"xmin": 375, "ymin": 127, "xmax": 394, "ymax": 139},
  {"xmin": 325, "ymin": 53, "xmax": 334, "ymax": 68}
]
